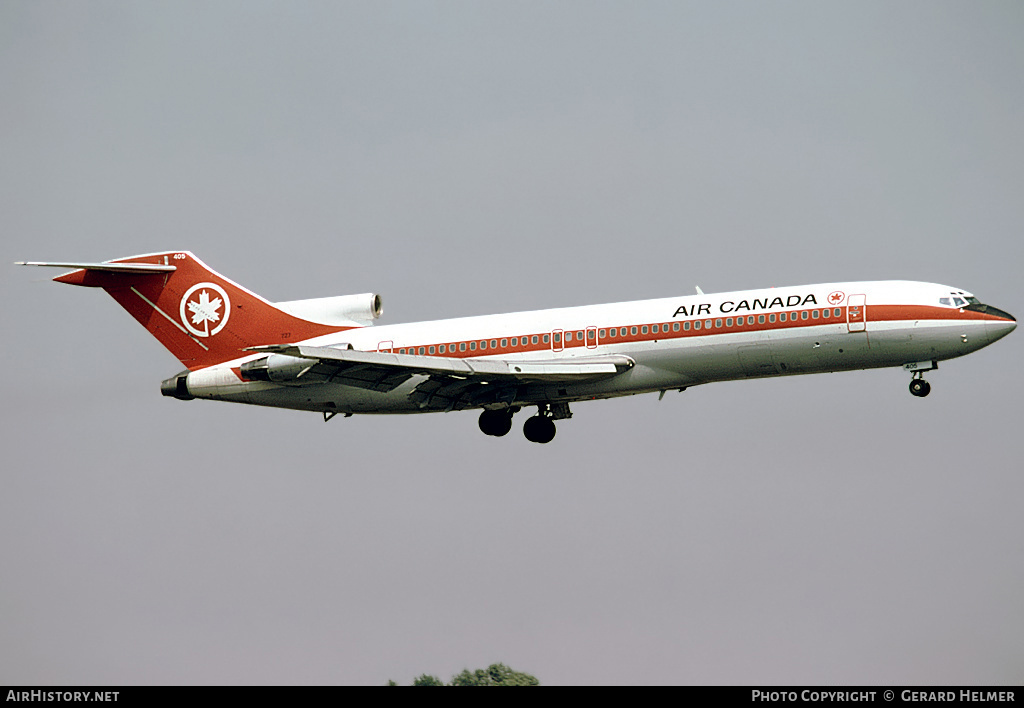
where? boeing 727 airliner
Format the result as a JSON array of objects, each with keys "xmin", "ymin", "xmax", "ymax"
[{"xmin": 17, "ymin": 251, "xmax": 1016, "ymax": 443}]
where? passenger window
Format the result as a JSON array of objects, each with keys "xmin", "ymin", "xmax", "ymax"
[
  {"xmin": 511, "ymin": 338, "xmax": 518, "ymax": 346},
  {"xmin": 779, "ymin": 313, "xmax": 787, "ymax": 322},
  {"xmin": 747, "ymin": 316, "xmax": 755, "ymax": 325},
  {"xmin": 673, "ymin": 322, "xmax": 680, "ymax": 332},
  {"xmin": 834, "ymin": 308, "xmax": 841, "ymax": 317},
  {"xmin": 429, "ymin": 346, "xmax": 435, "ymax": 354},
  {"xmin": 418, "ymin": 347, "xmax": 425, "ymax": 355},
  {"xmin": 470, "ymin": 342, "xmax": 477, "ymax": 351},
  {"xmin": 683, "ymin": 321, "xmax": 691, "ymax": 331},
  {"xmin": 715, "ymin": 318, "xmax": 722, "ymax": 328},
  {"xmin": 587, "ymin": 330, "xmax": 595, "ymax": 340},
  {"xmin": 460, "ymin": 342, "xmax": 466, "ymax": 352},
  {"xmin": 812, "ymin": 310, "xmax": 819, "ymax": 319},
  {"xmin": 641, "ymin": 325, "xmax": 648, "ymax": 334},
  {"xmin": 631, "ymin": 326, "xmax": 638, "ymax": 335},
  {"xmin": 554, "ymin": 332, "xmax": 561, "ymax": 343},
  {"xmin": 500, "ymin": 339, "xmax": 507, "ymax": 348},
  {"xmin": 758, "ymin": 315, "xmax": 765, "ymax": 324},
  {"xmin": 490, "ymin": 339, "xmax": 497, "ymax": 348},
  {"xmin": 532, "ymin": 335, "xmax": 538, "ymax": 344},
  {"xmin": 599, "ymin": 329, "xmax": 606, "ymax": 337},
  {"xmin": 726, "ymin": 318, "xmax": 733, "ymax": 326},
  {"xmin": 768, "ymin": 314, "xmax": 776, "ymax": 323},
  {"xmin": 543, "ymin": 334, "xmax": 550, "ymax": 343},
  {"xmin": 480, "ymin": 341, "xmax": 487, "ymax": 350},
  {"xmin": 801, "ymin": 311, "xmax": 808, "ymax": 320},
  {"xmin": 694, "ymin": 321, "xmax": 702, "ymax": 330},
  {"xmin": 704, "ymin": 319, "xmax": 712, "ymax": 328},
  {"xmin": 439, "ymin": 345, "xmax": 446, "ymax": 354}
]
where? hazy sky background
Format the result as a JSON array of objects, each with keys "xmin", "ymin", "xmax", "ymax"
[{"xmin": 2, "ymin": 1, "xmax": 1022, "ymax": 685}]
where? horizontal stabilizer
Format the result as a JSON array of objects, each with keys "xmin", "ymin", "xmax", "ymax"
[{"xmin": 16, "ymin": 261, "xmax": 176, "ymax": 274}]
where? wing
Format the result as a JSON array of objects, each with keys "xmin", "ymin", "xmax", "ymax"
[{"xmin": 244, "ymin": 344, "xmax": 634, "ymax": 410}]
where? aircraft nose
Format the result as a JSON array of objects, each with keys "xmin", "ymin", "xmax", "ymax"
[{"xmin": 984, "ymin": 307, "xmax": 1016, "ymax": 344}]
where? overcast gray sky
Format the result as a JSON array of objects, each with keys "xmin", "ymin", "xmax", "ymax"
[{"xmin": 2, "ymin": 1, "xmax": 1022, "ymax": 685}]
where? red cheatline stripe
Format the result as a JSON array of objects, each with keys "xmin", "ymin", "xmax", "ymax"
[{"xmin": 378, "ymin": 304, "xmax": 999, "ymax": 359}]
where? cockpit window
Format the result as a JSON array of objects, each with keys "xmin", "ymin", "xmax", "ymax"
[{"xmin": 940, "ymin": 293, "xmax": 979, "ymax": 308}]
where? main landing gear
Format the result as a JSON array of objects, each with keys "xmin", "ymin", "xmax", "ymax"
[
  {"xmin": 909, "ymin": 374, "xmax": 932, "ymax": 398},
  {"xmin": 478, "ymin": 408, "xmax": 515, "ymax": 437},
  {"xmin": 523, "ymin": 413, "xmax": 556, "ymax": 444},
  {"xmin": 478, "ymin": 403, "xmax": 571, "ymax": 444}
]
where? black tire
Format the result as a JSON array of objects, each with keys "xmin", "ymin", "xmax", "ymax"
[
  {"xmin": 909, "ymin": 379, "xmax": 931, "ymax": 397},
  {"xmin": 478, "ymin": 409, "xmax": 513, "ymax": 437},
  {"xmin": 523, "ymin": 415, "xmax": 556, "ymax": 444}
]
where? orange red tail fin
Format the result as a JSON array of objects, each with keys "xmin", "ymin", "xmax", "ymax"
[{"xmin": 50, "ymin": 251, "xmax": 350, "ymax": 370}]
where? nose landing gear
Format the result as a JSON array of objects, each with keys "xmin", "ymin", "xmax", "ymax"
[{"xmin": 909, "ymin": 375, "xmax": 931, "ymax": 398}]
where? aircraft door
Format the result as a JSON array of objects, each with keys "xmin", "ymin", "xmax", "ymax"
[
  {"xmin": 586, "ymin": 326, "xmax": 598, "ymax": 349},
  {"xmin": 551, "ymin": 329, "xmax": 564, "ymax": 352},
  {"xmin": 378, "ymin": 340, "xmax": 393, "ymax": 352},
  {"xmin": 847, "ymin": 294, "xmax": 866, "ymax": 332}
]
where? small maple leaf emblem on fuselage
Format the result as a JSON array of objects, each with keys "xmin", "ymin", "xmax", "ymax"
[{"xmin": 179, "ymin": 282, "xmax": 231, "ymax": 338}]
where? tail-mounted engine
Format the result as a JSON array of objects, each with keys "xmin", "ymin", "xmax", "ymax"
[
  {"xmin": 160, "ymin": 371, "xmax": 195, "ymax": 400},
  {"xmin": 274, "ymin": 293, "xmax": 383, "ymax": 326},
  {"xmin": 240, "ymin": 354, "xmax": 322, "ymax": 384}
]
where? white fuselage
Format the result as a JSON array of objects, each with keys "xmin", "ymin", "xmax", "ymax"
[{"xmin": 183, "ymin": 280, "xmax": 1015, "ymax": 416}]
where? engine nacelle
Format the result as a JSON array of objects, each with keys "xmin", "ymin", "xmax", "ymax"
[
  {"xmin": 275, "ymin": 293, "xmax": 383, "ymax": 326},
  {"xmin": 240, "ymin": 354, "xmax": 319, "ymax": 384},
  {"xmin": 160, "ymin": 370, "xmax": 195, "ymax": 400}
]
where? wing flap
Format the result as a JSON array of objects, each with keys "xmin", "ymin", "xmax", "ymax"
[
  {"xmin": 244, "ymin": 344, "xmax": 634, "ymax": 410},
  {"xmin": 247, "ymin": 344, "xmax": 633, "ymax": 383}
]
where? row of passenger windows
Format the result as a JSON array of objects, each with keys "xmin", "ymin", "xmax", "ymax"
[
  {"xmin": 397, "ymin": 335, "xmax": 545, "ymax": 355},
  {"xmin": 392, "ymin": 308, "xmax": 845, "ymax": 355}
]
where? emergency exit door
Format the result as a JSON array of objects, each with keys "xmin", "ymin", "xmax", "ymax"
[{"xmin": 847, "ymin": 294, "xmax": 866, "ymax": 332}]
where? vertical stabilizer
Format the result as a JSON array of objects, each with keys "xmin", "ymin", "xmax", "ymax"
[{"xmin": 30, "ymin": 251, "xmax": 351, "ymax": 369}]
